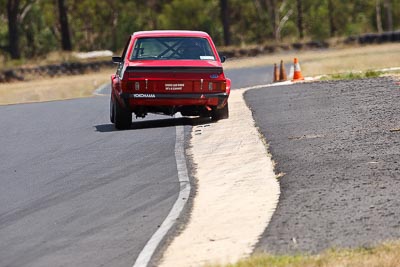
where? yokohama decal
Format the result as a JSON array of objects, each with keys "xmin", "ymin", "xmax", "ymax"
[{"xmin": 133, "ymin": 94, "xmax": 156, "ymax": 98}]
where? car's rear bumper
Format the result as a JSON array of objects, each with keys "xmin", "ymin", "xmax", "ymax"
[{"xmin": 120, "ymin": 92, "xmax": 229, "ymax": 109}]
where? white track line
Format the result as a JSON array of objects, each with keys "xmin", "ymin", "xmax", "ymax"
[{"xmin": 132, "ymin": 116, "xmax": 191, "ymax": 267}]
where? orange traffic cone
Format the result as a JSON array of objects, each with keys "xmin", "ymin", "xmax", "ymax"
[
  {"xmin": 279, "ymin": 60, "xmax": 287, "ymax": 81},
  {"xmin": 273, "ymin": 63, "xmax": 279, "ymax": 82},
  {"xmin": 292, "ymin": 58, "xmax": 304, "ymax": 81}
]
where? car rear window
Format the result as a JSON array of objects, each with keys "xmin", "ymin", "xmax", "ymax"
[{"xmin": 130, "ymin": 37, "xmax": 216, "ymax": 60}]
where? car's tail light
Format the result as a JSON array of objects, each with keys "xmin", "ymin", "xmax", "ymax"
[
  {"xmin": 220, "ymin": 82, "xmax": 226, "ymax": 91},
  {"xmin": 211, "ymin": 82, "xmax": 226, "ymax": 92}
]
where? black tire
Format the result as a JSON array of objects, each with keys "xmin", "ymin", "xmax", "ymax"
[
  {"xmin": 114, "ymin": 99, "xmax": 132, "ymax": 130},
  {"xmin": 211, "ymin": 103, "xmax": 229, "ymax": 121},
  {"xmin": 110, "ymin": 97, "xmax": 115, "ymax": 123}
]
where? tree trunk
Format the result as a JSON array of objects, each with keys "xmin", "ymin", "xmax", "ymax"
[
  {"xmin": 265, "ymin": 0, "xmax": 278, "ymax": 41},
  {"xmin": 58, "ymin": 0, "xmax": 72, "ymax": 51},
  {"xmin": 296, "ymin": 0, "xmax": 303, "ymax": 39},
  {"xmin": 376, "ymin": 0, "xmax": 383, "ymax": 33},
  {"xmin": 384, "ymin": 0, "xmax": 393, "ymax": 32},
  {"xmin": 328, "ymin": 0, "xmax": 336, "ymax": 37},
  {"xmin": 7, "ymin": 0, "xmax": 21, "ymax": 59},
  {"xmin": 220, "ymin": 0, "xmax": 231, "ymax": 46}
]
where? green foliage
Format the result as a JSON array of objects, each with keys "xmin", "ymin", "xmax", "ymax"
[
  {"xmin": 229, "ymin": 0, "xmax": 270, "ymax": 45},
  {"xmin": 322, "ymin": 70, "xmax": 383, "ymax": 80},
  {"xmin": 0, "ymin": 17, "xmax": 7, "ymax": 54},
  {"xmin": 158, "ymin": 0, "xmax": 222, "ymax": 43},
  {"xmin": 0, "ymin": 0, "xmax": 399, "ymax": 60},
  {"xmin": 0, "ymin": 0, "xmax": 8, "ymax": 58},
  {"xmin": 365, "ymin": 69, "xmax": 383, "ymax": 78},
  {"xmin": 281, "ymin": 20, "xmax": 298, "ymax": 40},
  {"xmin": 21, "ymin": 3, "xmax": 58, "ymax": 56},
  {"xmin": 306, "ymin": 1, "xmax": 330, "ymax": 39}
]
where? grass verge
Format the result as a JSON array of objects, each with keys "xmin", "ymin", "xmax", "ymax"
[
  {"xmin": 0, "ymin": 68, "xmax": 114, "ymax": 105},
  {"xmin": 320, "ymin": 69, "xmax": 384, "ymax": 80},
  {"xmin": 206, "ymin": 241, "xmax": 400, "ymax": 267},
  {"xmin": 224, "ymin": 43, "xmax": 400, "ymax": 77},
  {"xmin": 0, "ymin": 51, "xmax": 111, "ymax": 70},
  {"xmin": 1, "ymin": 43, "xmax": 400, "ymax": 105}
]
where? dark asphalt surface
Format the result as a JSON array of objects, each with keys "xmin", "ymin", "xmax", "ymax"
[
  {"xmin": 5, "ymin": 62, "xmax": 398, "ymax": 263},
  {"xmin": 245, "ymin": 77, "xmax": 400, "ymax": 254},
  {"xmin": 0, "ymin": 65, "xmax": 273, "ymax": 267},
  {"xmin": 0, "ymin": 98, "xmax": 189, "ymax": 267},
  {"xmin": 226, "ymin": 65, "xmax": 274, "ymax": 88}
]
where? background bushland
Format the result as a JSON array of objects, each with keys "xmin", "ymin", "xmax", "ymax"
[{"xmin": 0, "ymin": 0, "xmax": 399, "ymax": 60}]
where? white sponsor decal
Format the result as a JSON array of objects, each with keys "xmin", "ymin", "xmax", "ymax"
[
  {"xmin": 200, "ymin": 56, "xmax": 215, "ymax": 60},
  {"xmin": 165, "ymin": 83, "xmax": 185, "ymax": 91},
  {"xmin": 133, "ymin": 94, "xmax": 156, "ymax": 98}
]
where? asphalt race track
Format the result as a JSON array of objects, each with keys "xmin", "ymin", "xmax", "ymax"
[
  {"xmin": 245, "ymin": 78, "xmax": 400, "ymax": 254},
  {"xmin": 0, "ymin": 65, "xmax": 274, "ymax": 267},
  {"xmin": 7, "ymin": 65, "xmax": 400, "ymax": 265},
  {"xmin": 226, "ymin": 65, "xmax": 274, "ymax": 88},
  {"xmin": 0, "ymin": 97, "xmax": 193, "ymax": 267}
]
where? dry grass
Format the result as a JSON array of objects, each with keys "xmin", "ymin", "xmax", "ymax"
[
  {"xmin": 0, "ymin": 68, "xmax": 114, "ymax": 105},
  {"xmin": 224, "ymin": 43, "xmax": 400, "ymax": 76},
  {"xmin": 206, "ymin": 242, "xmax": 400, "ymax": 267},
  {"xmin": 0, "ymin": 51, "xmax": 111, "ymax": 70},
  {"xmin": 0, "ymin": 43, "xmax": 399, "ymax": 106}
]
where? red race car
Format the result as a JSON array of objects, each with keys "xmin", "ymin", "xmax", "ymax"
[{"xmin": 110, "ymin": 30, "xmax": 231, "ymax": 130}]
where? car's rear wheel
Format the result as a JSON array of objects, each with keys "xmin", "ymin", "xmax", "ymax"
[
  {"xmin": 114, "ymin": 99, "xmax": 132, "ymax": 130},
  {"xmin": 110, "ymin": 97, "xmax": 115, "ymax": 123},
  {"xmin": 211, "ymin": 103, "xmax": 229, "ymax": 121}
]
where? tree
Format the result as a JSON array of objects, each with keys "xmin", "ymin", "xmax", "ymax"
[
  {"xmin": 328, "ymin": 0, "xmax": 337, "ymax": 37},
  {"xmin": 384, "ymin": 0, "xmax": 393, "ymax": 31},
  {"xmin": 296, "ymin": 0, "xmax": 304, "ymax": 39},
  {"xmin": 261, "ymin": 0, "xmax": 293, "ymax": 41},
  {"xmin": 1, "ymin": 0, "xmax": 400, "ymax": 60},
  {"xmin": 265, "ymin": 0, "xmax": 278, "ymax": 40},
  {"xmin": 376, "ymin": 0, "xmax": 383, "ymax": 33},
  {"xmin": 275, "ymin": 0, "xmax": 293, "ymax": 41},
  {"xmin": 7, "ymin": 0, "xmax": 20, "ymax": 59},
  {"xmin": 6, "ymin": 0, "xmax": 36, "ymax": 59},
  {"xmin": 57, "ymin": 0, "xmax": 72, "ymax": 51},
  {"xmin": 220, "ymin": 0, "xmax": 231, "ymax": 45},
  {"xmin": 158, "ymin": 0, "xmax": 220, "ymax": 41}
]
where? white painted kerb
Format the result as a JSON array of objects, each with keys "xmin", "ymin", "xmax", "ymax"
[{"xmin": 132, "ymin": 120, "xmax": 190, "ymax": 267}]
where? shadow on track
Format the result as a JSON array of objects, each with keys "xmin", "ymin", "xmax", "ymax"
[{"xmin": 94, "ymin": 116, "xmax": 212, "ymax": 133}]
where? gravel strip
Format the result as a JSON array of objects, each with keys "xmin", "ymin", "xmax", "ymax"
[{"xmin": 245, "ymin": 77, "xmax": 400, "ymax": 254}]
